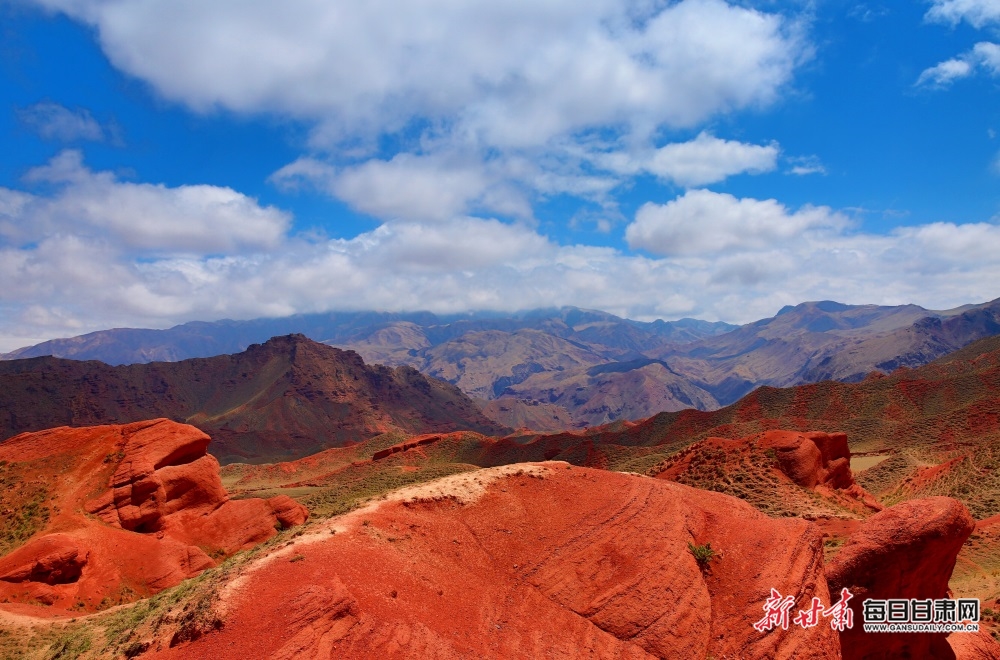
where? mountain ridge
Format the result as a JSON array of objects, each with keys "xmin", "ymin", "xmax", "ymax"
[
  {"xmin": 0, "ymin": 334, "xmax": 509, "ymax": 464},
  {"xmin": 5, "ymin": 297, "xmax": 1000, "ymax": 431},
  {"xmin": 0, "ymin": 306, "xmax": 737, "ymax": 364}
]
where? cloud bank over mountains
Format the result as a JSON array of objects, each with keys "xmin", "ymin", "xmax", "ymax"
[
  {"xmin": 2, "ymin": 0, "xmax": 999, "ymax": 350},
  {"xmin": 5, "ymin": 150, "xmax": 1000, "ymax": 353}
]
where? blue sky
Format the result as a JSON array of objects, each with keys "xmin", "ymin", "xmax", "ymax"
[{"xmin": 1, "ymin": 0, "xmax": 999, "ymax": 351}]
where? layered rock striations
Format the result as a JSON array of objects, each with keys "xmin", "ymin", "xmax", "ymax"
[
  {"xmin": 0, "ymin": 420, "xmax": 307, "ymax": 612},
  {"xmin": 139, "ymin": 462, "xmax": 998, "ymax": 659},
  {"xmin": 827, "ymin": 497, "xmax": 976, "ymax": 659},
  {"xmin": 147, "ymin": 463, "xmax": 840, "ymax": 659},
  {"xmin": 517, "ymin": 333, "xmax": 1000, "ymax": 521}
]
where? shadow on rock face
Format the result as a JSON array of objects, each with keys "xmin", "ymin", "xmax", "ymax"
[{"xmin": 0, "ymin": 419, "xmax": 308, "ymax": 612}]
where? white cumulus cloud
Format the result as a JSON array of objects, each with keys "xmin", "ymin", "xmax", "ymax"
[
  {"xmin": 3, "ymin": 150, "xmax": 289, "ymax": 254},
  {"xmin": 272, "ymin": 153, "xmax": 533, "ymax": 223},
  {"xmin": 918, "ymin": 42, "xmax": 1000, "ymax": 86},
  {"xmin": 27, "ymin": 0, "xmax": 806, "ymax": 147},
  {"xmin": 917, "ymin": 58, "xmax": 975, "ymax": 87},
  {"xmin": 4, "ymin": 170, "xmax": 1000, "ymax": 352},
  {"xmin": 921, "ymin": 0, "xmax": 1000, "ymax": 89},
  {"xmin": 625, "ymin": 189, "xmax": 848, "ymax": 256},
  {"xmin": 975, "ymin": 41, "xmax": 1000, "ymax": 74},
  {"xmin": 596, "ymin": 132, "xmax": 778, "ymax": 187},
  {"xmin": 786, "ymin": 155, "xmax": 826, "ymax": 176},
  {"xmin": 273, "ymin": 133, "xmax": 779, "ymax": 222},
  {"xmin": 25, "ymin": 0, "xmax": 813, "ymax": 225}
]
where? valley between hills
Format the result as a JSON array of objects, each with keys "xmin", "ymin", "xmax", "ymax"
[{"xmin": 3, "ymin": 300, "xmax": 1000, "ymax": 658}]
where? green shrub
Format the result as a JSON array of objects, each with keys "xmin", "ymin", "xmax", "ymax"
[{"xmin": 688, "ymin": 542, "xmax": 716, "ymax": 569}]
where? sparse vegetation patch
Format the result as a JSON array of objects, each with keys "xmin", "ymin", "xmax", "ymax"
[
  {"xmin": 688, "ymin": 542, "xmax": 716, "ymax": 570},
  {"xmin": 0, "ymin": 461, "xmax": 50, "ymax": 556}
]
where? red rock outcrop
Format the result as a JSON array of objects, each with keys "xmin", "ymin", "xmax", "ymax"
[
  {"xmin": 760, "ymin": 430, "xmax": 853, "ymax": 489},
  {"xmin": 371, "ymin": 434, "xmax": 442, "ymax": 460},
  {"xmin": 827, "ymin": 497, "xmax": 976, "ymax": 659},
  {"xmin": 651, "ymin": 430, "xmax": 881, "ymax": 518},
  {"xmin": 948, "ymin": 628, "xmax": 1000, "ymax": 659},
  {"xmin": 0, "ymin": 419, "xmax": 307, "ymax": 612},
  {"xmin": 0, "ymin": 534, "xmax": 88, "ymax": 587},
  {"xmin": 81, "ymin": 421, "xmax": 306, "ymax": 553},
  {"xmin": 761, "ymin": 430, "xmax": 882, "ymax": 510},
  {"xmin": 148, "ymin": 463, "xmax": 841, "ymax": 659}
]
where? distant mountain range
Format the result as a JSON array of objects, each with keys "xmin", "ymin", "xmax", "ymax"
[
  {"xmin": 0, "ymin": 307, "xmax": 735, "ymax": 365},
  {"xmin": 4, "ymin": 298, "xmax": 1000, "ymax": 430},
  {"xmin": 216, "ymin": 332, "xmax": 1000, "ymax": 525},
  {"xmin": 0, "ymin": 334, "xmax": 508, "ymax": 463},
  {"xmin": 646, "ymin": 298, "xmax": 1000, "ymax": 406}
]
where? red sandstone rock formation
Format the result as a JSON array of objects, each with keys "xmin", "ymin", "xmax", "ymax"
[
  {"xmin": 147, "ymin": 463, "xmax": 841, "ymax": 659},
  {"xmin": 949, "ymin": 628, "xmax": 1000, "ymax": 659},
  {"xmin": 760, "ymin": 430, "xmax": 854, "ymax": 489},
  {"xmin": 760, "ymin": 430, "xmax": 882, "ymax": 510},
  {"xmin": 0, "ymin": 534, "xmax": 88, "ymax": 586},
  {"xmin": 0, "ymin": 420, "xmax": 307, "ymax": 612},
  {"xmin": 652, "ymin": 430, "xmax": 881, "ymax": 518},
  {"xmin": 827, "ymin": 497, "xmax": 976, "ymax": 659}
]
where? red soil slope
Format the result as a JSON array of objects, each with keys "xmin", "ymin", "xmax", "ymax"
[
  {"xmin": 0, "ymin": 420, "xmax": 306, "ymax": 614},
  {"xmin": 221, "ymin": 427, "xmax": 880, "ymax": 523},
  {"xmin": 149, "ymin": 464, "xmax": 839, "ymax": 659},
  {"xmin": 471, "ymin": 335, "xmax": 1000, "ymax": 518},
  {"xmin": 141, "ymin": 465, "xmax": 993, "ymax": 659},
  {"xmin": 0, "ymin": 334, "xmax": 510, "ymax": 464},
  {"xmin": 651, "ymin": 431, "xmax": 882, "ymax": 518}
]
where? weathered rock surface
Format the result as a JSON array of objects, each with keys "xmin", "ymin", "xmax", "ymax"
[
  {"xmin": 761, "ymin": 430, "xmax": 882, "ymax": 510},
  {"xmin": 0, "ymin": 420, "xmax": 307, "ymax": 612},
  {"xmin": 827, "ymin": 497, "xmax": 976, "ymax": 659},
  {"xmin": 371, "ymin": 434, "xmax": 442, "ymax": 461},
  {"xmin": 948, "ymin": 628, "xmax": 1000, "ymax": 659},
  {"xmin": 652, "ymin": 430, "xmax": 882, "ymax": 518},
  {"xmin": 760, "ymin": 430, "xmax": 853, "ymax": 489},
  {"xmin": 0, "ymin": 534, "xmax": 88, "ymax": 587},
  {"xmin": 149, "ymin": 464, "xmax": 840, "ymax": 659}
]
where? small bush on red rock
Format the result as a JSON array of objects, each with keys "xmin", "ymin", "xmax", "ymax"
[{"xmin": 688, "ymin": 542, "xmax": 716, "ymax": 569}]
